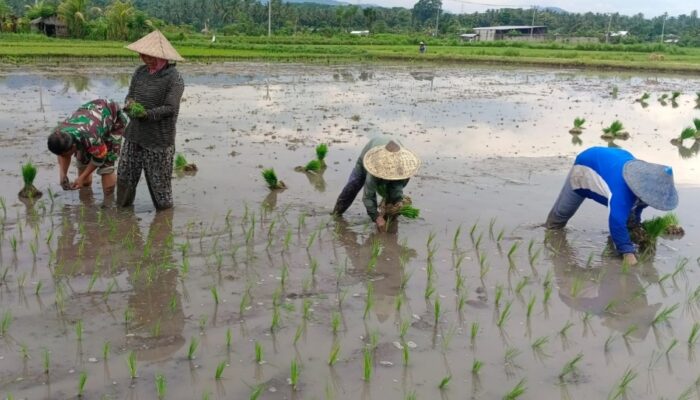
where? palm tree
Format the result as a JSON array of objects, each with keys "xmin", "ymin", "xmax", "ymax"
[
  {"xmin": 105, "ymin": 0, "xmax": 134, "ymax": 40},
  {"xmin": 58, "ymin": 0, "xmax": 89, "ymax": 38}
]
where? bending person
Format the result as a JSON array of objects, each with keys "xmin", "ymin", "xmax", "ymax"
[
  {"xmin": 117, "ymin": 30, "xmax": 185, "ymax": 210},
  {"xmin": 333, "ymin": 136, "xmax": 421, "ymax": 231},
  {"xmin": 546, "ymin": 146, "xmax": 679, "ymax": 266},
  {"xmin": 47, "ymin": 98, "xmax": 127, "ymax": 196}
]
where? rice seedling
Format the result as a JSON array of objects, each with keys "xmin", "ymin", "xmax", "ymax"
[
  {"xmin": 304, "ymin": 159, "xmax": 322, "ymax": 172},
  {"xmin": 543, "ymin": 285, "xmax": 552, "ymax": 305},
  {"xmin": 328, "ymin": 342, "xmax": 340, "ymax": 366},
  {"xmin": 262, "ymin": 168, "xmax": 287, "ymax": 190},
  {"xmin": 215, "ymin": 361, "xmax": 227, "ymax": 380},
  {"xmin": 225, "ymin": 328, "xmax": 232, "ymax": 350},
  {"xmin": 363, "ymin": 347, "xmax": 373, "ymax": 381},
  {"xmin": 402, "ymin": 344, "xmax": 410, "ymax": 366},
  {"xmin": 249, "ymin": 385, "xmax": 265, "ymax": 400},
  {"xmin": 77, "ymin": 371, "xmax": 87, "ymax": 398},
  {"xmin": 316, "ymin": 143, "xmax": 328, "ymax": 165},
  {"xmin": 601, "ymin": 120, "xmax": 629, "ymax": 140},
  {"xmin": 514, "ymin": 276, "xmax": 528, "ymax": 295},
  {"xmin": 438, "ymin": 375, "xmax": 452, "ymax": 390},
  {"xmin": 494, "ymin": 285, "xmax": 504, "ymax": 307},
  {"xmin": 531, "ymin": 335, "xmax": 549, "ymax": 352},
  {"xmin": 398, "ymin": 205, "xmax": 420, "ymax": 219},
  {"xmin": 652, "ymin": 303, "xmax": 679, "ymax": 325},
  {"xmin": 0, "ymin": 311, "xmax": 12, "ymax": 336},
  {"xmin": 331, "ymin": 312, "xmax": 341, "ymax": 334},
  {"xmin": 434, "ymin": 296, "xmax": 441, "ymax": 326},
  {"xmin": 125, "ymin": 351, "xmax": 139, "ymax": 379},
  {"xmin": 102, "ymin": 341, "xmax": 110, "ymax": 360},
  {"xmin": 43, "ymin": 348, "xmax": 50, "ymax": 374},
  {"xmin": 503, "ymin": 378, "xmax": 526, "ymax": 400},
  {"xmin": 507, "ymin": 241, "xmax": 520, "ymax": 261},
  {"xmin": 255, "ymin": 341, "xmax": 264, "ymax": 364},
  {"xmin": 569, "ymin": 117, "xmax": 586, "ymax": 134},
  {"xmin": 607, "ymin": 367, "xmax": 636, "ymax": 400},
  {"xmin": 497, "ymin": 302, "xmax": 512, "ymax": 328},
  {"xmin": 270, "ymin": 306, "xmax": 281, "ymax": 332},
  {"xmin": 75, "ymin": 319, "xmax": 83, "ymax": 342},
  {"xmin": 570, "ymin": 276, "xmax": 584, "ymax": 298},
  {"xmin": 19, "ymin": 161, "xmax": 42, "ymax": 199},
  {"xmin": 622, "ymin": 325, "xmax": 638, "ymax": 340},
  {"xmin": 689, "ymin": 323, "xmax": 700, "ymax": 347},
  {"xmin": 526, "ymin": 295, "xmax": 536, "ymax": 319},
  {"xmin": 504, "ymin": 347, "xmax": 521, "ymax": 365},
  {"xmin": 472, "ymin": 359, "xmax": 483, "ymax": 374},
  {"xmin": 174, "ymin": 153, "xmax": 188, "ymax": 171},
  {"xmin": 666, "ymin": 338, "xmax": 679, "ymax": 355},
  {"xmin": 671, "ymin": 91, "xmax": 681, "ymax": 102},
  {"xmin": 469, "ymin": 222, "xmax": 478, "ymax": 241},
  {"xmin": 559, "ymin": 353, "xmax": 583, "ymax": 380},
  {"xmin": 559, "ymin": 320, "xmax": 574, "ymax": 338},
  {"xmin": 187, "ymin": 337, "xmax": 199, "ymax": 360},
  {"xmin": 155, "ymin": 374, "xmax": 167, "ymax": 399},
  {"xmin": 452, "ymin": 225, "xmax": 462, "ymax": 250},
  {"xmin": 399, "ymin": 319, "xmax": 410, "ymax": 340},
  {"xmin": 470, "ymin": 322, "xmax": 479, "ymax": 344},
  {"xmin": 293, "ymin": 324, "xmax": 304, "ymax": 345},
  {"xmin": 290, "ymin": 359, "xmax": 300, "ymax": 390},
  {"xmin": 636, "ymin": 92, "xmax": 650, "ymax": 103}
]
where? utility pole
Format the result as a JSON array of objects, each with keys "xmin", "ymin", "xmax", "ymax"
[
  {"xmin": 435, "ymin": 6, "xmax": 440, "ymax": 36},
  {"xmin": 530, "ymin": 7, "xmax": 536, "ymax": 38},
  {"xmin": 268, "ymin": 0, "xmax": 272, "ymax": 37},
  {"xmin": 660, "ymin": 12, "xmax": 667, "ymax": 43},
  {"xmin": 606, "ymin": 13, "xmax": 612, "ymax": 44}
]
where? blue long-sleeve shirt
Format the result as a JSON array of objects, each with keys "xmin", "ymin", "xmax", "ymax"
[{"xmin": 570, "ymin": 147, "xmax": 646, "ymax": 254}]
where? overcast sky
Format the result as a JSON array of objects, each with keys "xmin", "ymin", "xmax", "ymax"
[{"xmin": 357, "ymin": 0, "xmax": 694, "ymax": 18}]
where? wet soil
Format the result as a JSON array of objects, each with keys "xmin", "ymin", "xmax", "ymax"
[{"xmin": 0, "ymin": 62, "xmax": 700, "ymax": 400}]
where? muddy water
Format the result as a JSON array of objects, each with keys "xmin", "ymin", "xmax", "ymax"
[{"xmin": 1, "ymin": 62, "xmax": 700, "ymax": 400}]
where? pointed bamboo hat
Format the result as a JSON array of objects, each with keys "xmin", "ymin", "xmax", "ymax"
[
  {"xmin": 363, "ymin": 140, "xmax": 421, "ymax": 180},
  {"xmin": 126, "ymin": 30, "xmax": 184, "ymax": 62}
]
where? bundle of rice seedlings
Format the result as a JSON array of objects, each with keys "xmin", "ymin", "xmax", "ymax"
[
  {"xmin": 670, "ymin": 127, "xmax": 697, "ymax": 146},
  {"xmin": 569, "ymin": 117, "xmax": 585, "ymax": 134},
  {"xmin": 174, "ymin": 153, "xmax": 198, "ymax": 172},
  {"xmin": 642, "ymin": 213, "xmax": 682, "ymax": 238},
  {"xmin": 18, "ymin": 162, "xmax": 42, "ymax": 199},
  {"xmin": 126, "ymin": 102, "xmax": 146, "ymax": 119},
  {"xmin": 304, "ymin": 159, "xmax": 322, "ymax": 172},
  {"xmin": 601, "ymin": 120, "xmax": 629, "ymax": 140},
  {"xmin": 262, "ymin": 168, "xmax": 286, "ymax": 190},
  {"xmin": 315, "ymin": 143, "xmax": 328, "ymax": 166},
  {"xmin": 398, "ymin": 205, "xmax": 420, "ymax": 219}
]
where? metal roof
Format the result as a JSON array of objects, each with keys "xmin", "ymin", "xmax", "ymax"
[{"xmin": 473, "ymin": 25, "xmax": 546, "ymax": 31}]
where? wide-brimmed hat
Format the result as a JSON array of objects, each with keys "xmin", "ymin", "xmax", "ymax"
[
  {"xmin": 623, "ymin": 160, "xmax": 678, "ymax": 211},
  {"xmin": 363, "ymin": 140, "xmax": 421, "ymax": 180},
  {"xmin": 126, "ymin": 30, "xmax": 184, "ymax": 62}
]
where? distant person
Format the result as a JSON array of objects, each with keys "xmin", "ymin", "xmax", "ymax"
[
  {"xmin": 332, "ymin": 136, "xmax": 421, "ymax": 231},
  {"xmin": 117, "ymin": 30, "xmax": 185, "ymax": 211},
  {"xmin": 419, "ymin": 41, "xmax": 426, "ymax": 54},
  {"xmin": 546, "ymin": 146, "xmax": 679, "ymax": 266},
  {"xmin": 47, "ymin": 98, "xmax": 127, "ymax": 196}
]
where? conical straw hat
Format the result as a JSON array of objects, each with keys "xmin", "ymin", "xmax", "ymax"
[
  {"xmin": 363, "ymin": 140, "xmax": 421, "ymax": 180},
  {"xmin": 126, "ymin": 30, "xmax": 184, "ymax": 62}
]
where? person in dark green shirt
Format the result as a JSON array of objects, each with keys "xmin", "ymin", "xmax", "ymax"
[{"xmin": 333, "ymin": 136, "xmax": 421, "ymax": 231}]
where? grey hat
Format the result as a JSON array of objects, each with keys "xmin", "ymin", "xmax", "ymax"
[{"xmin": 623, "ymin": 160, "xmax": 679, "ymax": 211}]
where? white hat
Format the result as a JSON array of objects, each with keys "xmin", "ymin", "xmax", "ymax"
[
  {"xmin": 126, "ymin": 30, "xmax": 184, "ymax": 62},
  {"xmin": 363, "ymin": 140, "xmax": 421, "ymax": 180}
]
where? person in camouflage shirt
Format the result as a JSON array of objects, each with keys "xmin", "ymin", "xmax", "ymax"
[{"xmin": 47, "ymin": 99, "xmax": 128, "ymax": 195}]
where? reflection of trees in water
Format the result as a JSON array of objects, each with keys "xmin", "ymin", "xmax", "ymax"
[
  {"xmin": 55, "ymin": 200, "xmax": 184, "ymax": 360},
  {"xmin": 545, "ymin": 230, "xmax": 661, "ymax": 340},
  {"xmin": 332, "ymin": 69, "xmax": 355, "ymax": 82},
  {"xmin": 115, "ymin": 73, "xmax": 132, "ymax": 89},
  {"xmin": 60, "ymin": 75, "xmax": 91, "ymax": 93}
]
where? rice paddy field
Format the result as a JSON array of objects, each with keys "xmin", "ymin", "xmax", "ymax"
[{"xmin": 0, "ymin": 61, "xmax": 700, "ymax": 399}]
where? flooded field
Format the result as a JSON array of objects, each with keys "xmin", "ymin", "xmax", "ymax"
[{"xmin": 1, "ymin": 62, "xmax": 700, "ymax": 400}]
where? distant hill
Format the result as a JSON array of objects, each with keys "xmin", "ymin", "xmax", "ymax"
[
  {"xmin": 534, "ymin": 5, "xmax": 567, "ymax": 14},
  {"xmin": 283, "ymin": 0, "xmax": 348, "ymax": 5}
]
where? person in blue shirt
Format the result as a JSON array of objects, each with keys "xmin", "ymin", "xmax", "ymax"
[{"xmin": 546, "ymin": 147, "xmax": 679, "ymax": 266}]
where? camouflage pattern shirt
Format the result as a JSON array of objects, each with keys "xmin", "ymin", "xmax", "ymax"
[{"xmin": 55, "ymin": 99, "xmax": 128, "ymax": 167}]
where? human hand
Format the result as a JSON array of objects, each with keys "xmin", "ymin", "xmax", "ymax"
[
  {"xmin": 60, "ymin": 176, "xmax": 71, "ymax": 190},
  {"xmin": 622, "ymin": 253, "xmax": 638, "ymax": 266},
  {"xmin": 375, "ymin": 216, "xmax": 386, "ymax": 232},
  {"xmin": 70, "ymin": 176, "xmax": 86, "ymax": 190}
]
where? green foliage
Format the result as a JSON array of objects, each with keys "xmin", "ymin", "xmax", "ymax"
[
  {"xmin": 77, "ymin": 371, "xmax": 87, "ymax": 397},
  {"xmin": 398, "ymin": 205, "xmax": 420, "ymax": 219},
  {"xmin": 127, "ymin": 102, "xmax": 146, "ymax": 119},
  {"xmin": 680, "ymin": 127, "xmax": 697, "ymax": 141},
  {"xmin": 262, "ymin": 168, "xmax": 284, "ymax": 190},
  {"xmin": 573, "ymin": 117, "xmax": 585, "ymax": 128},
  {"xmin": 21, "ymin": 162, "xmax": 37, "ymax": 186},
  {"xmin": 57, "ymin": 0, "xmax": 89, "ymax": 38},
  {"xmin": 602, "ymin": 120, "xmax": 625, "ymax": 136},
  {"xmin": 315, "ymin": 143, "xmax": 328, "ymax": 161},
  {"xmin": 155, "ymin": 374, "xmax": 166, "ymax": 399},
  {"xmin": 504, "ymin": 378, "xmax": 526, "ymax": 399},
  {"xmin": 304, "ymin": 159, "xmax": 321, "ymax": 172},
  {"xmin": 214, "ymin": 361, "xmax": 226, "ymax": 380},
  {"xmin": 175, "ymin": 153, "xmax": 188, "ymax": 170},
  {"xmin": 641, "ymin": 213, "xmax": 679, "ymax": 238}
]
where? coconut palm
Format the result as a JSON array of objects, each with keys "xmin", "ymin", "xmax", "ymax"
[
  {"xmin": 105, "ymin": 0, "xmax": 134, "ymax": 40},
  {"xmin": 58, "ymin": 0, "xmax": 89, "ymax": 38},
  {"xmin": 25, "ymin": 1, "xmax": 56, "ymax": 19}
]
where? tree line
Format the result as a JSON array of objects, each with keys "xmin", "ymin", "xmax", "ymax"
[{"xmin": 1, "ymin": 0, "xmax": 699, "ymax": 46}]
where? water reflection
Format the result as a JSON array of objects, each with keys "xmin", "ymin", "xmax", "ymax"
[
  {"xmin": 547, "ymin": 230, "xmax": 661, "ymax": 339},
  {"xmin": 335, "ymin": 218, "xmax": 416, "ymax": 322},
  {"xmin": 671, "ymin": 140, "xmax": 700, "ymax": 159},
  {"xmin": 59, "ymin": 75, "xmax": 91, "ymax": 94},
  {"xmin": 55, "ymin": 201, "xmax": 185, "ymax": 360}
]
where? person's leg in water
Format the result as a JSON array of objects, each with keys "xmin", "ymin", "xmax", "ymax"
[
  {"xmin": 117, "ymin": 140, "xmax": 144, "ymax": 208},
  {"xmin": 143, "ymin": 145, "xmax": 175, "ymax": 210},
  {"xmin": 546, "ymin": 170, "xmax": 585, "ymax": 229},
  {"xmin": 333, "ymin": 163, "xmax": 366, "ymax": 216}
]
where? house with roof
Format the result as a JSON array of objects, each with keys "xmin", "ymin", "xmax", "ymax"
[{"xmin": 472, "ymin": 25, "xmax": 547, "ymax": 41}]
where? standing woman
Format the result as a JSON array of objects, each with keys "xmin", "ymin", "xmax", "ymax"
[{"xmin": 117, "ymin": 30, "xmax": 185, "ymax": 210}]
